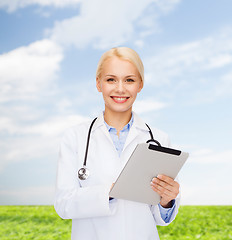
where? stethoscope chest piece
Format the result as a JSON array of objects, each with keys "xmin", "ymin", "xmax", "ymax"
[{"xmin": 78, "ymin": 167, "xmax": 90, "ymax": 180}]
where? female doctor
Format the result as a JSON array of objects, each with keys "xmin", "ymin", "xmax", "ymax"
[{"xmin": 54, "ymin": 47, "xmax": 180, "ymax": 240}]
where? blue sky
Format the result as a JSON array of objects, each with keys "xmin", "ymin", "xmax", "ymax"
[{"xmin": 0, "ymin": 0, "xmax": 232, "ymax": 205}]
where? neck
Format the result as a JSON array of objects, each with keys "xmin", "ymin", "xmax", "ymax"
[{"xmin": 104, "ymin": 108, "xmax": 132, "ymax": 134}]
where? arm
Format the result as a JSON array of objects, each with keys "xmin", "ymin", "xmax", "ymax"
[{"xmin": 54, "ymin": 129, "xmax": 116, "ymax": 219}]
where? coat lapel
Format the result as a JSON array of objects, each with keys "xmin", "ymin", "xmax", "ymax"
[
  {"xmin": 123, "ymin": 112, "xmax": 149, "ymax": 152},
  {"xmin": 92, "ymin": 112, "xmax": 114, "ymax": 145},
  {"xmin": 123, "ymin": 124, "xmax": 139, "ymax": 151}
]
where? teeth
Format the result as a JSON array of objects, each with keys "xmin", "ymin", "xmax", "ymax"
[{"xmin": 113, "ymin": 97, "xmax": 127, "ymax": 100}]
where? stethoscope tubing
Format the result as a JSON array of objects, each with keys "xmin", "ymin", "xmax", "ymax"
[
  {"xmin": 83, "ymin": 117, "xmax": 97, "ymax": 167},
  {"xmin": 78, "ymin": 117, "xmax": 161, "ymax": 180}
]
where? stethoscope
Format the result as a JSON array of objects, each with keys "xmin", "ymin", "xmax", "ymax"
[{"xmin": 77, "ymin": 117, "xmax": 161, "ymax": 180}]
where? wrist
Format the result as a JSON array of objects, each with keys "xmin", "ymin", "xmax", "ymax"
[{"xmin": 160, "ymin": 199, "xmax": 175, "ymax": 208}]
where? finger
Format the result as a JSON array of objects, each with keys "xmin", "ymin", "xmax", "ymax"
[
  {"xmin": 151, "ymin": 178, "xmax": 174, "ymax": 192},
  {"xmin": 157, "ymin": 175, "xmax": 175, "ymax": 186},
  {"xmin": 151, "ymin": 177, "xmax": 179, "ymax": 194},
  {"xmin": 151, "ymin": 180, "xmax": 179, "ymax": 198},
  {"xmin": 151, "ymin": 184, "xmax": 176, "ymax": 200},
  {"xmin": 153, "ymin": 175, "xmax": 180, "ymax": 190},
  {"xmin": 151, "ymin": 183, "xmax": 172, "ymax": 196}
]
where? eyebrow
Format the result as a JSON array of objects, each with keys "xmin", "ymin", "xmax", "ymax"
[{"xmin": 105, "ymin": 74, "xmax": 137, "ymax": 77}]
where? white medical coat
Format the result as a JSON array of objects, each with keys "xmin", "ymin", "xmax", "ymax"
[{"xmin": 54, "ymin": 112, "xmax": 180, "ymax": 240}]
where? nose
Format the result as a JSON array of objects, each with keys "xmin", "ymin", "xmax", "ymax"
[{"xmin": 116, "ymin": 80, "xmax": 125, "ymax": 93}]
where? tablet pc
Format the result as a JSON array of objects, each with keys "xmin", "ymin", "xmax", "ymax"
[{"xmin": 109, "ymin": 143, "xmax": 189, "ymax": 205}]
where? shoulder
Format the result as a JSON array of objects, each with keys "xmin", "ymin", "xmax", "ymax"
[
  {"xmin": 61, "ymin": 119, "xmax": 92, "ymax": 145},
  {"xmin": 133, "ymin": 112, "xmax": 170, "ymax": 147},
  {"xmin": 61, "ymin": 112, "xmax": 105, "ymax": 142}
]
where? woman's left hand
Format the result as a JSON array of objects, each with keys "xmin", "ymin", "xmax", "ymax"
[{"xmin": 150, "ymin": 174, "xmax": 179, "ymax": 208}]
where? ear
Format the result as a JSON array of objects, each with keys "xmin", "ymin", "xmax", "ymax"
[
  {"xmin": 96, "ymin": 77, "xmax": 102, "ymax": 92},
  {"xmin": 137, "ymin": 80, "xmax": 143, "ymax": 93}
]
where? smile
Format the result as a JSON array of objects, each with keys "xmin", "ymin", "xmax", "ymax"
[{"xmin": 111, "ymin": 96, "xmax": 129, "ymax": 103}]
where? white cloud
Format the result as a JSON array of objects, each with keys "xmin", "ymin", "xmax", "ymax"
[
  {"xmin": 181, "ymin": 182, "xmax": 232, "ymax": 205},
  {"xmin": 134, "ymin": 40, "xmax": 145, "ymax": 48},
  {"xmin": 0, "ymin": 39, "xmax": 63, "ymax": 102},
  {"xmin": 189, "ymin": 148, "xmax": 232, "ymax": 164},
  {"xmin": 154, "ymin": 0, "xmax": 181, "ymax": 14},
  {"xmin": 0, "ymin": 0, "xmax": 81, "ymax": 12},
  {"xmin": 1, "ymin": 0, "xmax": 181, "ymax": 50},
  {"xmin": 206, "ymin": 54, "xmax": 232, "ymax": 69},
  {"xmin": 0, "ymin": 113, "xmax": 89, "ymax": 171},
  {"xmin": 214, "ymin": 71, "xmax": 232, "ymax": 97},
  {"xmin": 48, "ymin": 0, "xmax": 181, "ymax": 49},
  {"xmin": 0, "ymin": 0, "xmax": 181, "ymax": 16},
  {"xmin": 0, "ymin": 185, "xmax": 55, "ymax": 204},
  {"xmin": 23, "ymin": 114, "xmax": 90, "ymax": 137},
  {"xmin": 133, "ymin": 99, "xmax": 167, "ymax": 114},
  {"xmin": 178, "ymin": 148, "xmax": 232, "ymax": 204},
  {"xmin": 0, "ymin": 114, "xmax": 89, "ymax": 137},
  {"xmin": 144, "ymin": 28, "xmax": 232, "ymax": 87},
  {"xmin": 142, "ymin": 27, "xmax": 232, "ymax": 105},
  {"xmin": 0, "ymin": 135, "xmax": 57, "ymax": 172}
]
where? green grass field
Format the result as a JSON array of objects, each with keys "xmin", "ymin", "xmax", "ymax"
[{"xmin": 0, "ymin": 206, "xmax": 231, "ymax": 240}]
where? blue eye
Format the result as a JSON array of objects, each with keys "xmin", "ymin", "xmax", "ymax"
[
  {"xmin": 107, "ymin": 78, "xmax": 115, "ymax": 82},
  {"xmin": 126, "ymin": 79, "xmax": 135, "ymax": 82}
]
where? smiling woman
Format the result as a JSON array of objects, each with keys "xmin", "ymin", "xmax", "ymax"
[
  {"xmin": 54, "ymin": 47, "xmax": 181, "ymax": 240},
  {"xmin": 96, "ymin": 57, "xmax": 143, "ymax": 131},
  {"xmin": 95, "ymin": 47, "xmax": 144, "ymax": 133}
]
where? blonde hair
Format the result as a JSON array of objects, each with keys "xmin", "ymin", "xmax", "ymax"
[{"xmin": 96, "ymin": 47, "xmax": 144, "ymax": 84}]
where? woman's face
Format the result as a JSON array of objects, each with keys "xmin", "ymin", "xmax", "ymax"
[{"xmin": 96, "ymin": 56, "xmax": 143, "ymax": 115}]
